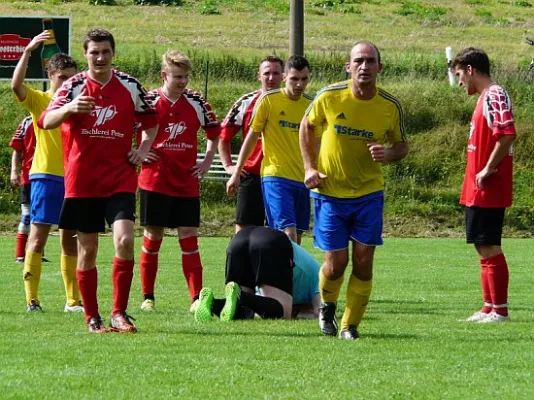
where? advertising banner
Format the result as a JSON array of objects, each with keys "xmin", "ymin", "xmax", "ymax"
[{"xmin": 0, "ymin": 16, "xmax": 71, "ymax": 81}]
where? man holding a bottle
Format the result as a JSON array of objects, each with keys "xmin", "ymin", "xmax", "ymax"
[{"xmin": 11, "ymin": 30, "xmax": 82, "ymax": 313}]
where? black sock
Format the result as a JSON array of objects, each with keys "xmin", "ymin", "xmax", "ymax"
[
  {"xmin": 239, "ymin": 291, "xmax": 284, "ymax": 319},
  {"xmin": 212, "ymin": 299, "xmax": 225, "ymax": 317},
  {"xmin": 144, "ymin": 294, "xmax": 155, "ymax": 301}
]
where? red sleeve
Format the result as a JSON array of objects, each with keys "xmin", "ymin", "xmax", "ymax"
[
  {"xmin": 10, "ymin": 117, "xmax": 31, "ymax": 151},
  {"xmin": 486, "ymin": 86, "xmax": 516, "ymax": 138}
]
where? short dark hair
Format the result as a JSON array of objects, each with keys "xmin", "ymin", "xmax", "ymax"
[
  {"xmin": 285, "ymin": 55, "xmax": 310, "ymax": 72},
  {"xmin": 83, "ymin": 29, "xmax": 115, "ymax": 53},
  {"xmin": 48, "ymin": 53, "xmax": 77, "ymax": 72},
  {"xmin": 452, "ymin": 47, "xmax": 491, "ymax": 76},
  {"xmin": 350, "ymin": 40, "xmax": 381, "ymax": 64},
  {"xmin": 259, "ymin": 55, "xmax": 284, "ymax": 70}
]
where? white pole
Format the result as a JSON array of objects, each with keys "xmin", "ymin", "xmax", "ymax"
[{"xmin": 446, "ymin": 47, "xmax": 455, "ymax": 87}]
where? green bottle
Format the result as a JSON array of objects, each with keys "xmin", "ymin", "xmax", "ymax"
[{"xmin": 41, "ymin": 18, "xmax": 62, "ymax": 76}]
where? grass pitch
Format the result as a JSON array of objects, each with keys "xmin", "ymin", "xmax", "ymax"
[{"xmin": 0, "ymin": 236, "xmax": 533, "ymax": 399}]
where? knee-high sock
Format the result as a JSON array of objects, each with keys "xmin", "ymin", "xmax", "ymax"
[
  {"xmin": 480, "ymin": 263, "xmax": 493, "ymax": 314},
  {"xmin": 239, "ymin": 291, "xmax": 284, "ymax": 319},
  {"xmin": 15, "ymin": 233, "xmax": 28, "ymax": 259},
  {"xmin": 140, "ymin": 237, "xmax": 162, "ymax": 298},
  {"xmin": 61, "ymin": 254, "xmax": 80, "ymax": 306},
  {"xmin": 341, "ymin": 275, "xmax": 372, "ymax": 330},
  {"xmin": 319, "ymin": 267, "xmax": 344, "ymax": 303},
  {"xmin": 179, "ymin": 236, "xmax": 203, "ymax": 301},
  {"xmin": 112, "ymin": 257, "xmax": 134, "ymax": 316},
  {"xmin": 483, "ymin": 253, "xmax": 509, "ymax": 316},
  {"xmin": 77, "ymin": 268, "xmax": 99, "ymax": 324},
  {"xmin": 23, "ymin": 251, "xmax": 42, "ymax": 304}
]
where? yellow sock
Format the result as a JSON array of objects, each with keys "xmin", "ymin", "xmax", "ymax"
[
  {"xmin": 341, "ymin": 275, "xmax": 373, "ymax": 330},
  {"xmin": 61, "ymin": 254, "xmax": 80, "ymax": 306},
  {"xmin": 319, "ymin": 267, "xmax": 345, "ymax": 303},
  {"xmin": 23, "ymin": 251, "xmax": 43, "ymax": 304}
]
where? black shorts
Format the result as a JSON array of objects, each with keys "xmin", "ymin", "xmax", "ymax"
[
  {"xmin": 465, "ymin": 206, "xmax": 505, "ymax": 246},
  {"xmin": 140, "ymin": 189, "xmax": 200, "ymax": 228},
  {"xmin": 20, "ymin": 183, "xmax": 31, "ymax": 205},
  {"xmin": 59, "ymin": 192, "xmax": 136, "ymax": 233},
  {"xmin": 235, "ymin": 174, "xmax": 265, "ymax": 226},
  {"xmin": 225, "ymin": 226, "xmax": 294, "ymax": 295}
]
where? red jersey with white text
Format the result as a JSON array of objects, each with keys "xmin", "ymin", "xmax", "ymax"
[
  {"xmin": 460, "ymin": 84, "xmax": 516, "ymax": 208},
  {"xmin": 220, "ymin": 90, "xmax": 263, "ymax": 175},
  {"xmin": 40, "ymin": 70, "xmax": 157, "ymax": 198},
  {"xmin": 9, "ymin": 116, "xmax": 36, "ymax": 185},
  {"xmin": 138, "ymin": 88, "xmax": 220, "ymax": 197}
]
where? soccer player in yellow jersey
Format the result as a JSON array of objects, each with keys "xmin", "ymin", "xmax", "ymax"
[
  {"xmin": 299, "ymin": 41, "xmax": 409, "ymax": 340},
  {"xmin": 227, "ymin": 56, "xmax": 313, "ymax": 244},
  {"xmin": 11, "ymin": 31, "xmax": 82, "ymax": 313}
]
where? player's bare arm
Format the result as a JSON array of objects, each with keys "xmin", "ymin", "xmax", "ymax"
[
  {"xmin": 367, "ymin": 141, "xmax": 409, "ymax": 164},
  {"xmin": 10, "ymin": 151, "xmax": 22, "ymax": 185},
  {"xmin": 226, "ymin": 130, "xmax": 260, "ymax": 196},
  {"xmin": 299, "ymin": 117, "xmax": 326, "ymax": 189},
  {"xmin": 128, "ymin": 125, "xmax": 159, "ymax": 166},
  {"xmin": 11, "ymin": 31, "xmax": 53, "ymax": 101},
  {"xmin": 476, "ymin": 134, "xmax": 516, "ymax": 190},
  {"xmin": 192, "ymin": 136, "xmax": 219, "ymax": 179},
  {"xmin": 41, "ymin": 89, "xmax": 96, "ymax": 129}
]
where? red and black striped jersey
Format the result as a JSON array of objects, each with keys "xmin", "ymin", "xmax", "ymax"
[
  {"xmin": 138, "ymin": 87, "xmax": 220, "ymax": 197},
  {"xmin": 9, "ymin": 116, "xmax": 36, "ymax": 185},
  {"xmin": 220, "ymin": 90, "xmax": 263, "ymax": 175},
  {"xmin": 41, "ymin": 70, "xmax": 157, "ymax": 198}
]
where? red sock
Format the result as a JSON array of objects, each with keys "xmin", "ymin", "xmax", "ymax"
[
  {"xmin": 480, "ymin": 264, "xmax": 493, "ymax": 314},
  {"xmin": 482, "ymin": 253, "xmax": 509, "ymax": 316},
  {"xmin": 15, "ymin": 233, "xmax": 28, "ymax": 258},
  {"xmin": 112, "ymin": 257, "xmax": 135, "ymax": 316},
  {"xmin": 140, "ymin": 236, "xmax": 162, "ymax": 296},
  {"xmin": 179, "ymin": 236, "xmax": 203, "ymax": 301},
  {"xmin": 77, "ymin": 268, "xmax": 99, "ymax": 324}
]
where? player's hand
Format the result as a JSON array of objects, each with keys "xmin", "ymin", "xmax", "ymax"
[
  {"xmin": 67, "ymin": 89, "xmax": 95, "ymax": 114},
  {"xmin": 476, "ymin": 166, "xmax": 497, "ymax": 190},
  {"xmin": 224, "ymin": 164, "xmax": 249, "ymax": 178},
  {"xmin": 304, "ymin": 168, "xmax": 327, "ymax": 189},
  {"xmin": 10, "ymin": 171, "xmax": 20, "ymax": 186},
  {"xmin": 226, "ymin": 173, "xmax": 241, "ymax": 197},
  {"xmin": 143, "ymin": 149, "xmax": 159, "ymax": 164},
  {"xmin": 25, "ymin": 31, "xmax": 53, "ymax": 53},
  {"xmin": 367, "ymin": 142, "xmax": 386, "ymax": 162},
  {"xmin": 191, "ymin": 160, "xmax": 210, "ymax": 180},
  {"xmin": 127, "ymin": 149, "xmax": 144, "ymax": 166}
]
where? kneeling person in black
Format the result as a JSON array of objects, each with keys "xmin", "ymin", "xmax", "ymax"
[{"xmin": 195, "ymin": 226, "xmax": 320, "ymax": 321}]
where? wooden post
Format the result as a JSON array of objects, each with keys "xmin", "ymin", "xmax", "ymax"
[{"xmin": 290, "ymin": 0, "xmax": 304, "ymax": 57}]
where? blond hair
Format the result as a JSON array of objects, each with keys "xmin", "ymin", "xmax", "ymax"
[{"xmin": 162, "ymin": 50, "xmax": 192, "ymax": 71}]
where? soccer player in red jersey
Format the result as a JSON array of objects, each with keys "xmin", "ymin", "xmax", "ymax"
[
  {"xmin": 137, "ymin": 51, "xmax": 220, "ymax": 312},
  {"xmin": 39, "ymin": 29, "xmax": 159, "ymax": 333},
  {"xmin": 453, "ymin": 48, "xmax": 516, "ymax": 323},
  {"xmin": 9, "ymin": 116, "xmax": 36, "ymax": 263},
  {"xmin": 218, "ymin": 56, "xmax": 284, "ymax": 232}
]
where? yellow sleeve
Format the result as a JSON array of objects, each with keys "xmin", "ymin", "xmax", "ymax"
[
  {"xmin": 305, "ymin": 93, "xmax": 327, "ymax": 137},
  {"xmin": 250, "ymin": 95, "xmax": 270, "ymax": 133},
  {"xmin": 19, "ymin": 87, "xmax": 49, "ymax": 116},
  {"xmin": 386, "ymin": 101, "xmax": 406, "ymax": 145}
]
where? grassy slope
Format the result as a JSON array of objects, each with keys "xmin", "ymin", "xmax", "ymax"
[
  {"xmin": 1, "ymin": 0, "xmax": 534, "ymax": 62},
  {"xmin": 0, "ymin": 236, "xmax": 533, "ymax": 399},
  {"xmin": 1, "ymin": 0, "xmax": 533, "ymax": 235}
]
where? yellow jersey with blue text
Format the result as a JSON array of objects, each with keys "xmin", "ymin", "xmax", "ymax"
[
  {"xmin": 305, "ymin": 81, "xmax": 406, "ymax": 199},
  {"xmin": 18, "ymin": 86, "xmax": 64, "ymax": 180},
  {"xmin": 250, "ymin": 89, "xmax": 313, "ymax": 182}
]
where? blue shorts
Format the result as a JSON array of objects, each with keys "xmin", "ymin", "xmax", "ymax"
[
  {"xmin": 30, "ymin": 178, "xmax": 65, "ymax": 225},
  {"xmin": 261, "ymin": 177, "xmax": 310, "ymax": 233},
  {"xmin": 313, "ymin": 192, "xmax": 384, "ymax": 251}
]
